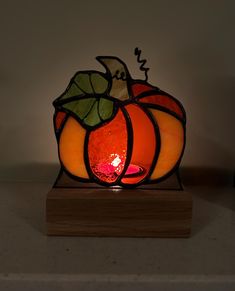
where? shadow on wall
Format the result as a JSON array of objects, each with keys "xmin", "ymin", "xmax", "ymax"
[
  {"xmin": 180, "ymin": 166, "xmax": 233, "ymax": 187},
  {"xmin": 182, "ymin": 115, "xmax": 234, "ymax": 187}
]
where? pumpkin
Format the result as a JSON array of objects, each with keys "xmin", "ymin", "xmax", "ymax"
[{"xmin": 53, "ymin": 54, "xmax": 186, "ymax": 188}]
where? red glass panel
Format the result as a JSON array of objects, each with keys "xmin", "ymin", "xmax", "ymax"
[
  {"xmin": 138, "ymin": 94, "xmax": 184, "ymax": 119},
  {"xmin": 88, "ymin": 109, "xmax": 128, "ymax": 184},
  {"xmin": 131, "ymin": 82, "xmax": 155, "ymax": 97},
  {"xmin": 121, "ymin": 104, "xmax": 156, "ymax": 185},
  {"xmin": 55, "ymin": 111, "xmax": 67, "ymax": 130}
]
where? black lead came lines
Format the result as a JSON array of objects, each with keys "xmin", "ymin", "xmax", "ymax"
[{"xmin": 134, "ymin": 47, "xmax": 149, "ymax": 82}]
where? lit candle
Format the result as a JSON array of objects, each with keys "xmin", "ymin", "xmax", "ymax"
[
  {"xmin": 125, "ymin": 164, "xmax": 144, "ymax": 177},
  {"xmin": 96, "ymin": 154, "xmax": 144, "ymax": 178}
]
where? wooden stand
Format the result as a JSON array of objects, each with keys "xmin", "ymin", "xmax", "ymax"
[{"xmin": 46, "ymin": 172, "xmax": 192, "ymax": 237}]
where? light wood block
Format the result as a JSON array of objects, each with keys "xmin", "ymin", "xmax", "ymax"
[{"xmin": 46, "ymin": 172, "xmax": 192, "ymax": 238}]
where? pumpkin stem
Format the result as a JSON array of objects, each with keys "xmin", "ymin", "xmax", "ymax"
[{"xmin": 96, "ymin": 56, "xmax": 132, "ymax": 101}]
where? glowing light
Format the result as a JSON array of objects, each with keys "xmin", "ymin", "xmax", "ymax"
[
  {"xmin": 125, "ymin": 164, "xmax": 143, "ymax": 176},
  {"xmin": 111, "ymin": 155, "xmax": 122, "ymax": 167},
  {"xmin": 95, "ymin": 153, "xmax": 144, "ymax": 179}
]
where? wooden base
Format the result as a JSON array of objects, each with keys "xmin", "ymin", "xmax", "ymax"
[{"xmin": 46, "ymin": 172, "xmax": 192, "ymax": 237}]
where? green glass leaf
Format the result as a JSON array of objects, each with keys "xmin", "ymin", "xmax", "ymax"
[
  {"xmin": 60, "ymin": 83, "xmax": 84, "ymax": 100},
  {"xmin": 55, "ymin": 70, "xmax": 115, "ymax": 128},
  {"xmin": 83, "ymin": 100, "xmax": 101, "ymax": 126},
  {"xmin": 90, "ymin": 73, "xmax": 109, "ymax": 94},
  {"xmin": 74, "ymin": 73, "xmax": 93, "ymax": 94},
  {"xmin": 63, "ymin": 98, "xmax": 96, "ymax": 119},
  {"xmin": 61, "ymin": 97, "xmax": 114, "ymax": 128},
  {"xmin": 57, "ymin": 71, "xmax": 108, "ymax": 102},
  {"xmin": 99, "ymin": 98, "xmax": 113, "ymax": 120}
]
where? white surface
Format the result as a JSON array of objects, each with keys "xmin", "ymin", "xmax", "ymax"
[{"xmin": 0, "ymin": 178, "xmax": 234, "ymax": 290}]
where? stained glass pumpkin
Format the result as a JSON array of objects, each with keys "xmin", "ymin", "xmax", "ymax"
[{"xmin": 53, "ymin": 52, "xmax": 186, "ymax": 188}]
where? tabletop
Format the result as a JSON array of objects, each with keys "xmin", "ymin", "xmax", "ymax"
[{"xmin": 0, "ymin": 165, "xmax": 234, "ymax": 291}]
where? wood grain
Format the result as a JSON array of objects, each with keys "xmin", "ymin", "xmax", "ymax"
[{"xmin": 46, "ymin": 185, "xmax": 192, "ymax": 237}]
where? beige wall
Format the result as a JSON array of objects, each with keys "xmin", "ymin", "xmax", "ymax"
[{"xmin": 0, "ymin": 0, "xmax": 234, "ymax": 181}]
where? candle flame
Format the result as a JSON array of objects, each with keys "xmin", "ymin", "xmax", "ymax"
[{"xmin": 111, "ymin": 155, "xmax": 122, "ymax": 167}]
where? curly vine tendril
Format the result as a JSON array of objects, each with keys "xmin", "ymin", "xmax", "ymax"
[{"xmin": 134, "ymin": 47, "xmax": 149, "ymax": 82}]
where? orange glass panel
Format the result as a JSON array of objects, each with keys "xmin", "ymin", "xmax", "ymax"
[
  {"xmin": 88, "ymin": 109, "xmax": 128, "ymax": 184},
  {"xmin": 59, "ymin": 116, "xmax": 88, "ymax": 179},
  {"xmin": 121, "ymin": 104, "xmax": 156, "ymax": 185},
  {"xmin": 150, "ymin": 109, "xmax": 184, "ymax": 180},
  {"xmin": 138, "ymin": 94, "xmax": 184, "ymax": 119}
]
